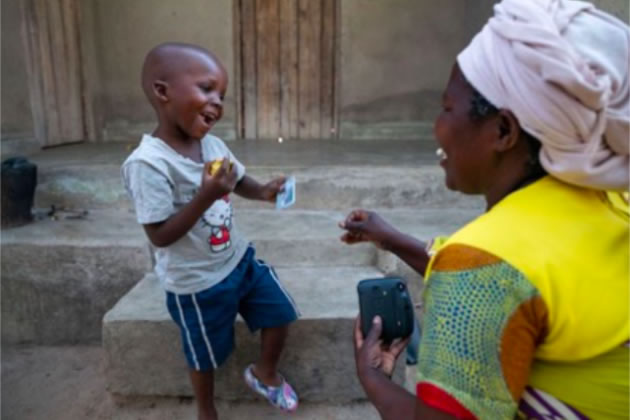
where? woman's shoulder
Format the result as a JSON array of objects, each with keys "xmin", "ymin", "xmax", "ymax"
[{"xmin": 431, "ymin": 243, "xmax": 504, "ymax": 273}]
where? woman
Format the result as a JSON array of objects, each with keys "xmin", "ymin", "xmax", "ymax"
[{"xmin": 339, "ymin": 0, "xmax": 629, "ymax": 419}]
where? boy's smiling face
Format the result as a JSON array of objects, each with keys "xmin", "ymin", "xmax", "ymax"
[{"xmin": 157, "ymin": 50, "xmax": 228, "ymax": 141}]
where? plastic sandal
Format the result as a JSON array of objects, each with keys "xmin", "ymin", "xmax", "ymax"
[{"xmin": 244, "ymin": 364, "xmax": 298, "ymax": 412}]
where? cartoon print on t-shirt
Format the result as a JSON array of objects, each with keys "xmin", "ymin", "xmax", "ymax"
[{"xmin": 201, "ymin": 195, "xmax": 233, "ymax": 252}]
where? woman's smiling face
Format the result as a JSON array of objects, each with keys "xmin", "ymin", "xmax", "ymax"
[{"xmin": 433, "ymin": 64, "xmax": 499, "ymax": 195}]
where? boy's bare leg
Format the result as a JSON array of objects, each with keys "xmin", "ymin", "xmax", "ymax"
[
  {"xmin": 189, "ymin": 369, "xmax": 218, "ymax": 420},
  {"xmin": 253, "ymin": 325, "xmax": 288, "ymax": 386}
]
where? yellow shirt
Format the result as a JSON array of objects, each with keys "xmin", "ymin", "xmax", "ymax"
[{"xmin": 422, "ymin": 176, "xmax": 629, "ymax": 418}]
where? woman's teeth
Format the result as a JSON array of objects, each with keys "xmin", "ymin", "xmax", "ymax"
[{"xmin": 436, "ymin": 148, "xmax": 447, "ymax": 160}]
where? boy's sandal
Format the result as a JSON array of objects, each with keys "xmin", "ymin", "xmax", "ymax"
[{"xmin": 244, "ymin": 364, "xmax": 298, "ymax": 412}]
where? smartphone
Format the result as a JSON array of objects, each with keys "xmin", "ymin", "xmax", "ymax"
[{"xmin": 357, "ymin": 277, "xmax": 414, "ymax": 343}]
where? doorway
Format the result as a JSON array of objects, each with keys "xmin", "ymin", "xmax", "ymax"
[{"xmin": 234, "ymin": 0, "xmax": 338, "ymax": 140}]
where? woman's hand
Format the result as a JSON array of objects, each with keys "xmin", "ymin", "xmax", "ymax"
[
  {"xmin": 354, "ymin": 315, "xmax": 410, "ymax": 380},
  {"xmin": 339, "ymin": 210, "xmax": 397, "ymax": 249},
  {"xmin": 260, "ymin": 176, "xmax": 287, "ymax": 202}
]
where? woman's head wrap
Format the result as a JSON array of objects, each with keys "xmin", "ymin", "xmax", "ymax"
[{"xmin": 458, "ymin": 0, "xmax": 629, "ymax": 191}]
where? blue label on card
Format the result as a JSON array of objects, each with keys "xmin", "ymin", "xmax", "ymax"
[{"xmin": 276, "ymin": 176, "xmax": 296, "ymax": 209}]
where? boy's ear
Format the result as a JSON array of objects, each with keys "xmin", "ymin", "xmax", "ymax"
[
  {"xmin": 152, "ymin": 80, "xmax": 169, "ymax": 103},
  {"xmin": 494, "ymin": 110, "xmax": 520, "ymax": 152}
]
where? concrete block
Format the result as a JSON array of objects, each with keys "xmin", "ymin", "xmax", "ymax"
[
  {"xmin": 240, "ymin": 209, "xmax": 376, "ymax": 267},
  {"xmin": 1, "ymin": 243, "xmax": 151, "ymax": 345},
  {"xmin": 29, "ymin": 141, "xmax": 484, "ymax": 211},
  {"xmin": 338, "ymin": 121, "xmax": 434, "ymax": 140},
  {"xmin": 1, "ymin": 207, "xmax": 478, "ymax": 345},
  {"xmin": 103, "ymin": 268, "xmax": 407, "ymax": 402},
  {"xmin": 1, "ymin": 212, "xmax": 150, "ymax": 345},
  {"xmin": 36, "ymin": 165, "xmax": 484, "ymax": 211}
]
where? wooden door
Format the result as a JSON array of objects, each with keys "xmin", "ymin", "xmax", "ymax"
[
  {"xmin": 234, "ymin": 0, "xmax": 338, "ymax": 140},
  {"xmin": 21, "ymin": 0, "xmax": 85, "ymax": 147}
]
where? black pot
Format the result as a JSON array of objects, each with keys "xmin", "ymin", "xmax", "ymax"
[{"xmin": 1, "ymin": 157, "xmax": 37, "ymax": 228}]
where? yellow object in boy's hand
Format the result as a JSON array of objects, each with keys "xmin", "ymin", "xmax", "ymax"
[{"xmin": 209, "ymin": 159, "xmax": 233, "ymax": 175}]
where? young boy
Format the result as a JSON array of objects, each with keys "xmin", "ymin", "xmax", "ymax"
[{"xmin": 122, "ymin": 42, "xmax": 299, "ymax": 420}]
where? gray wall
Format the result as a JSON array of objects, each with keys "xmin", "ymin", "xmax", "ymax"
[
  {"xmin": 339, "ymin": 0, "xmax": 629, "ymax": 124},
  {"xmin": 1, "ymin": 0, "xmax": 34, "ymax": 139},
  {"xmin": 87, "ymin": 0, "xmax": 235, "ymax": 140},
  {"xmin": 340, "ymin": 0, "xmax": 471, "ymax": 123},
  {"xmin": 1, "ymin": 0, "xmax": 628, "ymax": 144}
]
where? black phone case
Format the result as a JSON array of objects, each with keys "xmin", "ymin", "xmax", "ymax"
[{"xmin": 357, "ymin": 277, "xmax": 414, "ymax": 343}]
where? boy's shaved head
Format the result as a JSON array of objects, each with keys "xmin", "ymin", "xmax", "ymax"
[{"xmin": 141, "ymin": 42, "xmax": 225, "ymax": 107}]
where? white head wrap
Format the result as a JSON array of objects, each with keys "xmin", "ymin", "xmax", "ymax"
[{"xmin": 457, "ymin": 0, "xmax": 629, "ymax": 191}]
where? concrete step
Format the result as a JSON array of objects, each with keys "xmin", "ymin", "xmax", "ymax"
[
  {"xmin": 36, "ymin": 164, "xmax": 483, "ymax": 211},
  {"xmin": 2, "ymin": 207, "xmax": 479, "ymax": 345},
  {"xmin": 26, "ymin": 139, "xmax": 437, "ymax": 168},
  {"xmin": 103, "ymin": 268, "xmax": 407, "ymax": 402},
  {"xmin": 0, "ymin": 210, "xmax": 151, "ymax": 345},
  {"xmin": 27, "ymin": 140, "xmax": 484, "ymax": 211},
  {"xmin": 2, "ymin": 344, "xmax": 384, "ymax": 419}
]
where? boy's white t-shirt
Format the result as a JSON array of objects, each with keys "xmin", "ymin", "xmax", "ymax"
[{"xmin": 122, "ymin": 133, "xmax": 249, "ymax": 294}]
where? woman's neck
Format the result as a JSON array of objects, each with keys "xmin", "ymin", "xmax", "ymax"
[{"xmin": 484, "ymin": 166, "xmax": 545, "ymax": 211}]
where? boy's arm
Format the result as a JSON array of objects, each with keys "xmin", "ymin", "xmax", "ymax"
[
  {"xmin": 234, "ymin": 174, "xmax": 286, "ymax": 203},
  {"xmin": 144, "ymin": 160, "xmax": 238, "ymax": 247},
  {"xmin": 340, "ymin": 210, "xmax": 430, "ymax": 275},
  {"xmin": 143, "ymin": 193, "xmax": 216, "ymax": 247}
]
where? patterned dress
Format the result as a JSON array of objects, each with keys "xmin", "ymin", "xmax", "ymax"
[{"xmin": 415, "ymin": 178, "xmax": 629, "ymax": 419}]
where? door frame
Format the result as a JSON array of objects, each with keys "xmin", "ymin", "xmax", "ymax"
[{"xmin": 20, "ymin": 0, "xmax": 91, "ymax": 147}]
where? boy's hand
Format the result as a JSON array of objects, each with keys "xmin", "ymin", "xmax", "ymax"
[
  {"xmin": 338, "ymin": 209, "xmax": 395, "ymax": 249},
  {"xmin": 260, "ymin": 176, "xmax": 286, "ymax": 202},
  {"xmin": 200, "ymin": 158, "xmax": 238, "ymax": 204}
]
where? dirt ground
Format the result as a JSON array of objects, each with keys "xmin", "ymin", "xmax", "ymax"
[{"xmin": 1, "ymin": 345, "xmax": 382, "ymax": 420}]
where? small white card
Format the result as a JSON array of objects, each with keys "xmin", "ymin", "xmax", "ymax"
[{"xmin": 276, "ymin": 176, "xmax": 296, "ymax": 210}]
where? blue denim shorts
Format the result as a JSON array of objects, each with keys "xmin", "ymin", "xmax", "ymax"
[{"xmin": 166, "ymin": 246, "xmax": 300, "ymax": 371}]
